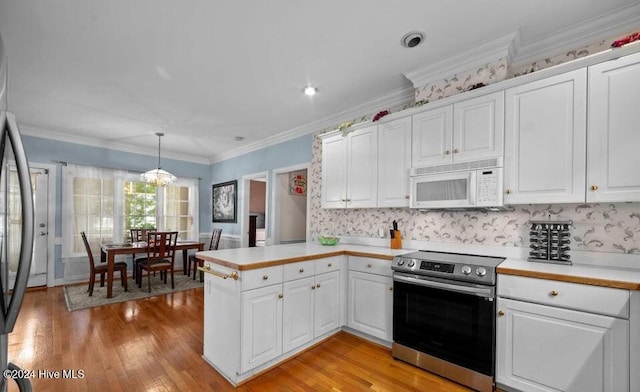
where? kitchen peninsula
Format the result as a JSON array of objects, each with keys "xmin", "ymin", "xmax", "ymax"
[{"xmin": 195, "ymin": 242, "xmax": 409, "ymax": 386}]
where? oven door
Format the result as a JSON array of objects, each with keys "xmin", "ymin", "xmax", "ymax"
[{"xmin": 393, "ymin": 272, "xmax": 495, "ymax": 376}]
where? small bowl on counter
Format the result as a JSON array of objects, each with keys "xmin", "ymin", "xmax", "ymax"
[{"xmin": 317, "ymin": 235, "xmax": 340, "ymax": 246}]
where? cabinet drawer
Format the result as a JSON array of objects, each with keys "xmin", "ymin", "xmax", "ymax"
[
  {"xmin": 498, "ymin": 274, "xmax": 629, "ymax": 318},
  {"xmin": 241, "ymin": 265, "xmax": 284, "ymax": 291},
  {"xmin": 283, "ymin": 260, "xmax": 315, "ymax": 282},
  {"xmin": 348, "ymin": 256, "xmax": 392, "ymax": 277},
  {"xmin": 314, "ymin": 256, "xmax": 342, "ymax": 274}
]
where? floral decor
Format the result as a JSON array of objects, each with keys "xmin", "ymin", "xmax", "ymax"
[
  {"xmin": 372, "ymin": 110, "xmax": 390, "ymax": 122},
  {"xmin": 612, "ymin": 32, "xmax": 640, "ymax": 48},
  {"xmin": 290, "ymin": 172, "xmax": 307, "ymax": 196}
]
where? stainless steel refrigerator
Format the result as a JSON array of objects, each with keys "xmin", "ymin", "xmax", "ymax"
[{"xmin": 0, "ymin": 32, "xmax": 35, "ymax": 392}]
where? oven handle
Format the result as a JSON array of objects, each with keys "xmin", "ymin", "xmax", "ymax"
[{"xmin": 393, "ymin": 273, "xmax": 494, "ymax": 299}]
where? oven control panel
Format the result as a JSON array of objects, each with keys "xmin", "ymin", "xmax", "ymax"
[{"xmin": 420, "ymin": 261, "xmax": 454, "ymax": 273}]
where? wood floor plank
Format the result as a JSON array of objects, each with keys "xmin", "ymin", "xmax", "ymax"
[{"xmin": 7, "ymin": 286, "xmax": 472, "ymax": 391}]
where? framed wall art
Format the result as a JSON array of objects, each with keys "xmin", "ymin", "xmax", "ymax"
[{"xmin": 212, "ymin": 180, "xmax": 237, "ymax": 223}]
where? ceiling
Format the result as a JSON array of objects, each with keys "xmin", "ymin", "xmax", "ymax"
[{"xmin": 0, "ymin": 1, "xmax": 638, "ymax": 164}]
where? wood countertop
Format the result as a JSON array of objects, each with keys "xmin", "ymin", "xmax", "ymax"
[
  {"xmin": 196, "ymin": 243, "xmax": 410, "ymax": 271},
  {"xmin": 498, "ymin": 258, "xmax": 640, "ymax": 290}
]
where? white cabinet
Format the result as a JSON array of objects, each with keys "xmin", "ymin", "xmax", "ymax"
[
  {"xmin": 282, "ymin": 270, "xmax": 341, "ymax": 353},
  {"xmin": 588, "ymin": 51, "xmax": 640, "ymax": 202},
  {"xmin": 347, "ymin": 256, "xmax": 393, "ymax": 342},
  {"xmin": 377, "ymin": 117, "xmax": 412, "ymax": 207},
  {"xmin": 504, "ymin": 68, "xmax": 587, "ymax": 204},
  {"xmin": 282, "ymin": 276, "xmax": 315, "ymax": 353},
  {"xmin": 321, "ymin": 126, "xmax": 378, "ymax": 208},
  {"xmin": 496, "ymin": 275, "xmax": 630, "ymax": 392},
  {"xmin": 313, "ymin": 270, "xmax": 341, "ymax": 337},
  {"xmin": 412, "ymin": 91, "xmax": 504, "ymax": 167},
  {"xmin": 240, "ymin": 284, "xmax": 283, "ymax": 373},
  {"xmin": 497, "ymin": 298, "xmax": 629, "ymax": 392}
]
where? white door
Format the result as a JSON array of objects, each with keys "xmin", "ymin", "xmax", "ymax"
[
  {"xmin": 496, "ymin": 297, "xmax": 629, "ymax": 392},
  {"xmin": 588, "ymin": 51, "xmax": 640, "ymax": 202},
  {"xmin": 377, "ymin": 117, "xmax": 412, "ymax": 208},
  {"xmin": 504, "ymin": 68, "xmax": 587, "ymax": 204},
  {"xmin": 240, "ymin": 285, "xmax": 283, "ymax": 373},
  {"xmin": 8, "ymin": 167, "xmax": 48, "ymax": 287},
  {"xmin": 320, "ymin": 133, "xmax": 347, "ymax": 208},
  {"xmin": 412, "ymin": 105, "xmax": 453, "ymax": 167},
  {"xmin": 453, "ymin": 91, "xmax": 504, "ymax": 162},
  {"xmin": 282, "ymin": 276, "xmax": 314, "ymax": 353},
  {"xmin": 348, "ymin": 271, "xmax": 393, "ymax": 341},
  {"xmin": 314, "ymin": 270, "xmax": 340, "ymax": 337},
  {"xmin": 346, "ymin": 126, "xmax": 378, "ymax": 208}
]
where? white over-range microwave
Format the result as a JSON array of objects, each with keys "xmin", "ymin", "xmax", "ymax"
[{"xmin": 409, "ymin": 158, "xmax": 504, "ymax": 209}]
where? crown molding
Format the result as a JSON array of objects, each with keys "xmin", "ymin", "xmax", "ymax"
[
  {"xmin": 19, "ymin": 125, "xmax": 211, "ymax": 165},
  {"xmin": 209, "ymin": 85, "xmax": 415, "ymax": 163},
  {"xmin": 403, "ymin": 31, "xmax": 520, "ymax": 89},
  {"xmin": 512, "ymin": 2, "xmax": 640, "ymax": 66}
]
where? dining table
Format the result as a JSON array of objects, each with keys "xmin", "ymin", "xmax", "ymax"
[{"xmin": 100, "ymin": 240, "xmax": 205, "ymax": 298}]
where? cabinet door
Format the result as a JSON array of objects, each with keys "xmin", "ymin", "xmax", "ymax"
[
  {"xmin": 588, "ymin": 51, "xmax": 640, "ymax": 202},
  {"xmin": 496, "ymin": 297, "xmax": 629, "ymax": 392},
  {"xmin": 321, "ymin": 133, "xmax": 347, "ymax": 208},
  {"xmin": 241, "ymin": 284, "xmax": 283, "ymax": 373},
  {"xmin": 504, "ymin": 68, "xmax": 587, "ymax": 204},
  {"xmin": 348, "ymin": 271, "xmax": 393, "ymax": 341},
  {"xmin": 412, "ymin": 105, "xmax": 453, "ymax": 167},
  {"xmin": 453, "ymin": 91, "xmax": 504, "ymax": 162},
  {"xmin": 314, "ymin": 270, "xmax": 341, "ymax": 337},
  {"xmin": 282, "ymin": 277, "xmax": 315, "ymax": 353},
  {"xmin": 347, "ymin": 126, "xmax": 378, "ymax": 208},
  {"xmin": 378, "ymin": 117, "xmax": 412, "ymax": 207}
]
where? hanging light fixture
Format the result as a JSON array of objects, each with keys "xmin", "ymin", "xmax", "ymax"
[{"xmin": 141, "ymin": 132, "xmax": 176, "ymax": 187}]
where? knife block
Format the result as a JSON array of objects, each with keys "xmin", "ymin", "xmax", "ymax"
[{"xmin": 390, "ymin": 231, "xmax": 402, "ymax": 249}]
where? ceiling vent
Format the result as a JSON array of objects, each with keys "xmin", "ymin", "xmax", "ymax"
[{"xmin": 401, "ymin": 31, "xmax": 425, "ymax": 48}]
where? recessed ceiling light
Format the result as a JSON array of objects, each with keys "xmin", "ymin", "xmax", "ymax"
[
  {"xmin": 303, "ymin": 86, "xmax": 317, "ymax": 96},
  {"xmin": 401, "ymin": 31, "xmax": 425, "ymax": 48}
]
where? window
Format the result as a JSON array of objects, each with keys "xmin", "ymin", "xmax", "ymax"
[{"xmin": 62, "ymin": 164, "xmax": 199, "ymax": 258}]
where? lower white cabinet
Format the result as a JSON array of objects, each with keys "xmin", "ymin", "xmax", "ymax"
[
  {"xmin": 348, "ymin": 270, "xmax": 393, "ymax": 341},
  {"xmin": 282, "ymin": 271, "xmax": 341, "ymax": 353},
  {"xmin": 241, "ymin": 284, "xmax": 283, "ymax": 373},
  {"xmin": 496, "ymin": 275, "xmax": 630, "ymax": 392}
]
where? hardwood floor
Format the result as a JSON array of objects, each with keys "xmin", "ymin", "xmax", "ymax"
[{"xmin": 8, "ymin": 286, "xmax": 471, "ymax": 391}]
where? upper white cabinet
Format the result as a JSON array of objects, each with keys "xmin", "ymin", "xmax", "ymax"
[
  {"xmin": 412, "ymin": 91, "xmax": 504, "ymax": 167},
  {"xmin": 503, "ymin": 68, "xmax": 587, "ymax": 204},
  {"xmin": 378, "ymin": 117, "xmax": 412, "ymax": 207},
  {"xmin": 321, "ymin": 126, "xmax": 378, "ymax": 208},
  {"xmin": 587, "ymin": 51, "xmax": 640, "ymax": 202}
]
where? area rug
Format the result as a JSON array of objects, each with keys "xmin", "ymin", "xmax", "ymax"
[{"xmin": 63, "ymin": 273, "xmax": 203, "ymax": 311}]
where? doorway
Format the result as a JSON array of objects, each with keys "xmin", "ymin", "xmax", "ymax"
[
  {"xmin": 271, "ymin": 164, "xmax": 309, "ymax": 245},
  {"xmin": 241, "ymin": 172, "xmax": 268, "ymax": 248}
]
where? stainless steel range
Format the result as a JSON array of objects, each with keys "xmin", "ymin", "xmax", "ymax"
[{"xmin": 391, "ymin": 250, "xmax": 504, "ymax": 392}]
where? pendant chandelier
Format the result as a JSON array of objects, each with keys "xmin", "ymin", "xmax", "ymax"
[{"xmin": 141, "ymin": 132, "xmax": 176, "ymax": 187}]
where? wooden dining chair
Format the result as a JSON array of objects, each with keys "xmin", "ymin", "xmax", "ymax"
[
  {"xmin": 188, "ymin": 228, "xmax": 222, "ymax": 281},
  {"xmin": 81, "ymin": 231, "xmax": 128, "ymax": 296},
  {"xmin": 136, "ymin": 231, "xmax": 178, "ymax": 292},
  {"xmin": 130, "ymin": 228, "xmax": 155, "ymax": 280}
]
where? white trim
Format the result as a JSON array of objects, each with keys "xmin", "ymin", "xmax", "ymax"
[
  {"xmin": 210, "ymin": 87, "xmax": 415, "ymax": 163},
  {"xmin": 240, "ymin": 171, "xmax": 270, "ymax": 248},
  {"xmin": 512, "ymin": 2, "xmax": 640, "ymax": 67},
  {"xmin": 270, "ymin": 163, "xmax": 311, "ymax": 246},
  {"xmin": 403, "ymin": 31, "xmax": 520, "ymax": 89},
  {"xmin": 20, "ymin": 125, "xmax": 211, "ymax": 165}
]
